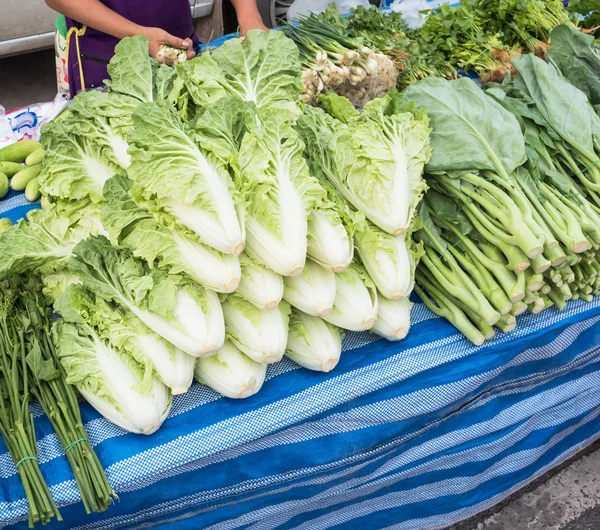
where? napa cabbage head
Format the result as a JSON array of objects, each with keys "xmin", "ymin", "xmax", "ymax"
[
  {"xmin": 53, "ymin": 318, "xmax": 172, "ymax": 434},
  {"xmin": 57, "ymin": 284, "xmax": 196, "ymax": 394},
  {"xmin": 237, "ymin": 253, "xmax": 284, "ymax": 310},
  {"xmin": 194, "ymin": 340, "xmax": 266, "ymax": 399},
  {"xmin": 127, "ymin": 98, "xmax": 245, "ymax": 255},
  {"xmin": 297, "ymin": 94, "xmax": 432, "ymax": 236},
  {"xmin": 322, "ymin": 262, "xmax": 379, "ymax": 332},
  {"xmin": 67, "ymin": 236, "xmax": 225, "ymax": 357},
  {"xmin": 222, "ymin": 294, "xmax": 291, "ymax": 364},
  {"xmin": 283, "ymin": 259, "xmax": 337, "ymax": 317},
  {"xmin": 372, "ymin": 295, "xmax": 412, "ymax": 341},
  {"xmin": 173, "ymin": 30, "xmax": 303, "ymax": 116},
  {"xmin": 0, "ymin": 199, "xmax": 107, "ymax": 281},
  {"xmin": 355, "ymin": 220, "xmax": 424, "ymax": 300},
  {"xmin": 286, "ymin": 309, "xmax": 342, "ymax": 372},
  {"xmin": 102, "ymin": 174, "xmax": 241, "ymax": 293},
  {"xmin": 238, "ymin": 110, "xmax": 324, "ymax": 276},
  {"xmin": 40, "ymin": 115, "xmax": 124, "ymax": 202}
]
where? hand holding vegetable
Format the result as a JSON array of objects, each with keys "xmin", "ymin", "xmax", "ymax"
[{"xmin": 141, "ymin": 27, "xmax": 195, "ymax": 63}]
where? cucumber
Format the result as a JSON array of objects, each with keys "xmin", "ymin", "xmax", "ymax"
[
  {"xmin": 40, "ymin": 195, "xmax": 51, "ymax": 210},
  {"xmin": 25, "ymin": 148, "xmax": 44, "ymax": 166},
  {"xmin": 0, "ymin": 161, "xmax": 24, "ymax": 177},
  {"xmin": 25, "ymin": 177, "xmax": 41, "ymax": 202},
  {"xmin": 0, "ymin": 218, "xmax": 13, "ymax": 233},
  {"xmin": 0, "ymin": 172, "xmax": 8, "ymax": 199},
  {"xmin": 0, "ymin": 140, "xmax": 42, "ymax": 163},
  {"xmin": 11, "ymin": 164, "xmax": 42, "ymax": 191}
]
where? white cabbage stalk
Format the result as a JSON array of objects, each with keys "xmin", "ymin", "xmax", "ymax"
[
  {"xmin": 130, "ymin": 287, "xmax": 224, "ymax": 357},
  {"xmin": 165, "ymin": 197, "xmax": 245, "ymax": 256},
  {"xmin": 79, "ymin": 345, "xmax": 171, "ymax": 434},
  {"xmin": 136, "ymin": 335, "xmax": 196, "ymax": 394},
  {"xmin": 195, "ymin": 340, "xmax": 266, "ymax": 399},
  {"xmin": 244, "ymin": 179, "xmax": 308, "ymax": 277},
  {"xmin": 356, "ymin": 228, "xmax": 413, "ymax": 300},
  {"xmin": 372, "ymin": 296, "xmax": 412, "ymax": 341},
  {"xmin": 323, "ymin": 263, "xmax": 378, "ymax": 331},
  {"xmin": 237, "ymin": 254, "xmax": 284, "ymax": 310},
  {"xmin": 222, "ymin": 295, "xmax": 290, "ymax": 364},
  {"xmin": 283, "ymin": 259, "xmax": 337, "ymax": 317},
  {"xmin": 285, "ymin": 310, "xmax": 342, "ymax": 372},
  {"xmin": 56, "ymin": 323, "xmax": 172, "ymax": 435},
  {"xmin": 172, "ymin": 231, "xmax": 241, "ymax": 293},
  {"xmin": 307, "ymin": 209, "xmax": 354, "ymax": 273}
]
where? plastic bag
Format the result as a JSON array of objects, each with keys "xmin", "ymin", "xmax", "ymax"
[
  {"xmin": 4, "ymin": 93, "xmax": 69, "ymax": 144},
  {"xmin": 0, "ymin": 106, "xmax": 17, "ymax": 149},
  {"xmin": 389, "ymin": 0, "xmax": 431, "ymax": 30},
  {"xmin": 287, "ymin": 0, "xmax": 370, "ymax": 22}
]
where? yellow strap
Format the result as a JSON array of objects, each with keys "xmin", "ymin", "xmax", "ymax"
[{"xmin": 65, "ymin": 25, "xmax": 88, "ymax": 93}]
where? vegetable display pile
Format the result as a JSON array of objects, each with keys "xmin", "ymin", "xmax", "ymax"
[
  {"xmin": 3, "ymin": 2, "xmax": 600, "ymax": 524},
  {"xmin": 0, "ymin": 30, "xmax": 427, "ymax": 446}
]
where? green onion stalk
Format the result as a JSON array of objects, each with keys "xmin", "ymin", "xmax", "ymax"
[{"xmin": 0, "ymin": 279, "xmax": 61, "ymax": 527}]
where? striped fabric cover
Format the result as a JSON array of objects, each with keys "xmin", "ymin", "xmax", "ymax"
[
  {"xmin": 1, "ymin": 271, "xmax": 599, "ymax": 529},
  {"xmin": 5, "ymin": 2, "xmax": 600, "ymax": 527}
]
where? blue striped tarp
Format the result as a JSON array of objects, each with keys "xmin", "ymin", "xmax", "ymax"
[{"xmin": 1, "ymin": 183, "xmax": 600, "ymax": 529}]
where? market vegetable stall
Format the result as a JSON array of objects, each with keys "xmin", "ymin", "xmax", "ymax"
[{"xmin": 3, "ymin": 0, "xmax": 600, "ymax": 528}]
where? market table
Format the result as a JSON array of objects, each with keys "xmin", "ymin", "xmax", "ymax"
[
  {"xmin": 0, "ymin": 199, "xmax": 599, "ymax": 529},
  {"xmin": 3, "ymin": 1, "xmax": 600, "ymax": 526}
]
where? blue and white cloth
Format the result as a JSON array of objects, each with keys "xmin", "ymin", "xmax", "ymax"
[
  {"xmin": 1, "ymin": 261, "xmax": 599, "ymax": 529},
  {"xmin": 2, "ymin": 201, "xmax": 600, "ymax": 529}
]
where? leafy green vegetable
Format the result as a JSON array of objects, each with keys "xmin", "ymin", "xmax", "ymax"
[
  {"xmin": 53, "ymin": 318, "xmax": 172, "ymax": 434},
  {"xmin": 102, "ymin": 174, "xmax": 241, "ymax": 293},
  {"xmin": 548, "ymin": 24, "xmax": 600, "ymax": 109},
  {"xmin": 298, "ymin": 92, "xmax": 431, "ymax": 236},
  {"xmin": 222, "ymin": 294, "xmax": 291, "ymax": 364},
  {"xmin": 286, "ymin": 309, "xmax": 341, "ymax": 372},
  {"xmin": 239, "ymin": 109, "xmax": 323, "ymax": 276},
  {"xmin": 194, "ymin": 340, "xmax": 266, "ymax": 398},
  {"xmin": 128, "ymin": 99, "xmax": 245, "ymax": 255},
  {"xmin": 67, "ymin": 236, "xmax": 225, "ymax": 357},
  {"xmin": 57, "ymin": 284, "xmax": 196, "ymax": 394}
]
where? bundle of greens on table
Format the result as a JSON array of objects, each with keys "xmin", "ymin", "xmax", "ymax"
[{"xmin": 0, "ymin": 275, "xmax": 114, "ymax": 527}]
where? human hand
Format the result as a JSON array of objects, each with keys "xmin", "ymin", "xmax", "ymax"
[
  {"xmin": 239, "ymin": 16, "xmax": 269, "ymax": 36},
  {"xmin": 142, "ymin": 27, "xmax": 196, "ymax": 61}
]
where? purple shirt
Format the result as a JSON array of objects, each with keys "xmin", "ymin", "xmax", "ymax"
[{"xmin": 66, "ymin": 0, "xmax": 198, "ymax": 97}]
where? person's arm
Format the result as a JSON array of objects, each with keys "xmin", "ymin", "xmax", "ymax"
[
  {"xmin": 230, "ymin": 0, "xmax": 269, "ymax": 35},
  {"xmin": 45, "ymin": 0, "xmax": 195, "ymax": 59}
]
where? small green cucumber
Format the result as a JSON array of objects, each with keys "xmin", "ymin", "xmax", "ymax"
[
  {"xmin": 25, "ymin": 148, "xmax": 44, "ymax": 166},
  {"xmin": 25, "ymin": 177, "xmax": 41, "ymax": 202},
  {"xmin": 0, "ymin": 218, "xmax": 13, "ymax": 233},
  {"xmin": 0, "ymin": 140, "xmax": 42, "ymax": 162},
  {"xmin": 0, "ymin": 172, "xmax": 8, "ymax": 199},
  {"xmin": 40, "ymin": 195, "xmax": 51, "ymax": 209},
  {"xmin": 0, "ymin": 161, "xmax": 24, "ymax": 177},
  {"xmin": 11, "ymin": 164, "xmax": 42, "ymax": 191}
]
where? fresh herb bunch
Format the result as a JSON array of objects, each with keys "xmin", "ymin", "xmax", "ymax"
[
  {"xmin": 418, "ymin": 2, "xmax": 519, "ymax": 81},
  {"xmin": 0, "ymin": 276, "xmax": 115, "ymax": 526},
  {"xmin": 477, "ymin": 0, "xmax": 571, "ymax": 53},
  {"xmin": 0, "ymin": 277, "xmax": 61, "ymax": 527},
  {"xmin": 568, "ymin": 0, "xmax": 600, "ymax": 37},
  {"xmin": 19, "ymin": 277, "xmax": 116, "ymax": 515}
]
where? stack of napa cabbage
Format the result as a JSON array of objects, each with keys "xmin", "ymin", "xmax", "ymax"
[{"xmin": 0, "ymin": 32, "xmax": 430, "ymax": 434}]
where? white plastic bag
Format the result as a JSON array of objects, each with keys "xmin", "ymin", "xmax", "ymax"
[
  {"xmin": 287, "ymin": 0, "xmax": 371, "ymax": 22},
  {"xmin": 0, "ymin": 106, "xmax": 17, "ymax": 149},
  {"xmin": 389, "ymin": 0, "xmax": 431, "ymax": 30}
]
